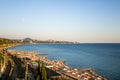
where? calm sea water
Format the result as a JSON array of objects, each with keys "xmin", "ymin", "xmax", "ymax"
[{"xmin": 9, "ymin": 44, "xmax": 120, "ymax": 80}]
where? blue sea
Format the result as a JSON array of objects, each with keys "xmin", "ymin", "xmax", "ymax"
[{"xmin": 9, "ymin": 44, "xmax": 120, "ymax": 80}]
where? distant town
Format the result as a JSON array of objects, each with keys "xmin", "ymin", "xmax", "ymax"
[{"xmin": 0, "ymin": 37, "xmax": 79, "ymax": 45}]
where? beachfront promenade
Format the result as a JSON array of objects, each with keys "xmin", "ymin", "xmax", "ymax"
[{"xmin": 6, "ymin": 50, "xmax": 107, "ymax": 80}]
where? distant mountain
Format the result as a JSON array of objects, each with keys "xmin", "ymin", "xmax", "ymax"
[{"xmin": 23, "ymin": 38, "xmax": 33, "ymax": 41}]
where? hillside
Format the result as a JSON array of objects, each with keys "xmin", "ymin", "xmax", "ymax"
[
  {"xmin": 0, "ymin": 38, "xmax": 14, "ymax": 45},
  {"xmin": 23, "ymin": 38, "xmax": 33, "ymax": 41}
]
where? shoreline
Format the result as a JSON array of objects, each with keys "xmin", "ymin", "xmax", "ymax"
[
  {"xmin": 7, "ymin": 48, "xmax": 107, "ymax": 80},
  {"xmin": 0, "ymin": 43, "xmax": 107, "ymax": 80}
]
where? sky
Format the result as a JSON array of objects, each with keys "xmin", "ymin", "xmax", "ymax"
[{"xmin": 0, "ymin": 0, "xmax": 120, "ymax": 43}]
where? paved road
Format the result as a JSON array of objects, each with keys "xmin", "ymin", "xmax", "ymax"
[{"xmin": 9, "ymin": 55, "xmax": 26, "ymax": 80}]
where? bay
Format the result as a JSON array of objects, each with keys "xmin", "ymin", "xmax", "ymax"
[{"xmin": 9, "ymin": 43, "xmax": 120, "ymax": 80}]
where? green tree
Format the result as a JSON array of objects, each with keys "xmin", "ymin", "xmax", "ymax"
[
  {"xmin": 36, "ymin": 60, "xmax": 47, "ymax": 80},
  {"xmin": 41, "ymin": 62, "xmax": 47, "ymax": 80},
  {"xmin": 0, "ymin": 53, "xmax": 4, "ymax": 66},
  {"xmin": 36, "ymin": 75, "xmax": 40, "ymax": 80},
  {"xmin": 36, "ymin": 60, "xmax": 42, "ymax": 80}
]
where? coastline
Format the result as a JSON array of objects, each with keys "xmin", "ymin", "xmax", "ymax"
[
  {"xmin": 7, "ymin": 47, "xmax": 107, "ymax": 80},
  {"xmin": 0, "ymin": 43, "xmax": 107, "ymax": 80}
]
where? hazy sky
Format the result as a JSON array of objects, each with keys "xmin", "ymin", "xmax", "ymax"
[{"xmin": 0, "ymin": 0, "xmax": 120, "ymax": 43}]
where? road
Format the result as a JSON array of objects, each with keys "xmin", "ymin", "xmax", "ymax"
[
  {"xmin": 9, "ymin": 55, "xmax": 25, "ymax": 80},
  {"xmin": 2, "ymin": 54, "xmax": 26, "ymax": 80}
]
